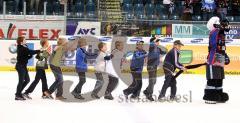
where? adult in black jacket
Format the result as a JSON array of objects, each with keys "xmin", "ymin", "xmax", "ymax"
[
  {"xmin": 15, "ymin": 37, "xmax": 40, "ymax": 100},
  {"xmin": 158, "ymin": 40, "xmax": 186, "ymax": 101}
]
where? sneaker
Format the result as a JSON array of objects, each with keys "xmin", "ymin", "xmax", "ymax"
[
  {"xmin": 42, "ymin": 91, "xmax": 53, "ymax": 99},
  {"xmin": 55, "ymin": 96, "xmax": 67, "ymax": 100},
  {"xmin": 91, "ymin": 93, "xmax": 100, "ymax": 99},
  {"xmin": 130, "ymin": 95, "xmax": 140, "ymax": 99},
  {"xmin": 104, "ymin": 93, "xmax": 114, "ymax": 100},
  {"xmin": 143, "ymin": 90, "xmax": 154, "ymax": 101},
  {"xmin": 15, "ymin": 96, "xmax": 26, "ymax": 101},
  {"xmin": 123, "ymin": 90, "xmax": 129, "ymax": 99},
  {"xmin": 170, "ymin": 96, "xmax": 179, "ymax": 102},
  {"xmin": 42, "ymin": 95, "xmax": 54, "ymax": 99},
  {"xmin": 22, "ymin": 93, "xmax": 32, "ymax": 100},
  {"xmin": 146, "ymin": 96, "xmax": 154, "ymax": 101},
  {"xmin": 158, "ymin": 96, "xmax": 165, "ymax": 102},
  {"xmin": 71, "ymin": 91, "xmax": 85, "ymax": 100},
  {"xmin": 143, "ymin": 90, "xmax": 149, "ymax": 96}
]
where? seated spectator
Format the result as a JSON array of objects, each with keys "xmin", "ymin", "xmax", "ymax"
[
  {"xmin": 216, "ymin": 0, "xmax": 228, "ymax": 20},
  {"xmin": 232, "ymin": 0, "xmax": 240, "ymax": 16},
  {"xmin": 181, "ymin": 0, "xmax": 193, "ymax": 21},
  {"xmin": 163, "ymin": 0, "xmax": 175, "ymax": 19},
  {"xmin": 191, "ymin": 0, "xmax": 202, "ymax": 15},
  {"xmin": 202, "ymin": 0, "xmax": 216, "ymax": 21}
]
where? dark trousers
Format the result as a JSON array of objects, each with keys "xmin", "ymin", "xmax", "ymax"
[
  {"xmin": 72, "ymin": 72, "xmax": 86, "ymax": 94},
  {"xmin": 92, "ymin": 72, "xmax": 104, "ymax": 95},
  {"xmin": 144, "ymin": 66, "xmax": 157, "ymax": 96},
  {"xmin": 49, "ymin": 64, "xmax": 63, "ymax": 97},
  {"xmin": 25, "ymin": 69, "xmax": 48, "ymax": 94},
  {"xmin": 123, "ymin": 71, "xmax": 142, "ymax": 97},
  {"xmin": 92, "ymin": 72, "xmax": 119, "ymax": 95},
  {"xmin": 106, "ymin": 75, "xmax": 118, "ymax": 95},
  {"xmin": 15, "ymin": 64, "xmax": 30, "ymax": 96},
  {"xmin": 159, "ymin": 69, "xmax": 177, "ymax": 98}
]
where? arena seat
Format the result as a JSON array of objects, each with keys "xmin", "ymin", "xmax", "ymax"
[
  {"xmin": 159, "ymin": 14, "xmax": 168, "ymax": 20},
  {"xmin": 75, "ymin": 2, "xmax": 85, "ymax": 18},
  {"xmin": 134, "ymin": 3, "xmax": 145, "ymax": 19},
  {"xmin": 155, "ymin": 4, "xmax": 165, "ymax": 18},
  {"xmin": 76, "ymin": 0, "xmax": 85, "ymax": 3},
  {"xmin": 234, "ymin": 16, "xmax": 240, "ymax": 22},
  {"xmin": 6, "ymin": 0, "xmax": 16, "ymax": 14},
  {"xmin": 192, "ymin": 15, "xmax": 202, "ymax": 21},
  {"xmin": 86, "ymin": 1, "xmax": 96, "ymax": 18},
  {"xmin": 0, "ymin": 0, "xmax": 2, "ymax": 13},
  {"xmin": 171, "ymin": 14, "xmax": 180, "ymax": 20},
  {"xmin": 46, "ymin": 2, "xmax": 54, "ymax": 15},
  {"xmin": 226, "ymin": 16, "xmax": 234, "ymax": 22},
  {"xmin": 143, "ymin": 0, "xmax": 152, "ymax": 4},
  {"xmin": 53, "ymin": 1, "xmax": 63, "ymax": 15},
  {"xmin": 67, "ymin": 3, "xmax": 74, "ymax": 17},
  {"xmin": 123, "ymin": 3, "xmax": 134, "ymax": 19},
  {"xmin": 133, "ymin": 0, "xmax": 143, "ymax": 4},
  {"xmin": 145, "ymin": 3, "xmax": 156, "ymax": 20},
  {"xmin": 123, "ymin": 0, "xmax": 132, "ymax": 4}
]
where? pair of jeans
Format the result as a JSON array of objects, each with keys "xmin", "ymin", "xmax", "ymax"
[
  {"xmin": 15, "ymin": 64, "xmax": 30, "ymax": 96},
  {"xmin": 92, "ymin": 73, "xmax": 104, "ymax": 95},
  {"xmin": 49, "ymin": 64, "xmax": 63, "ymax": 97},
  {"xmin": 92, "ymin": 73, "xmax": 119, "ymax": 95},
  {"xmin": 144, "ymin": 66, "xmax": 157, "ymax": 96},
  {"xmin": 159, "ymin": 69, "xmax": 177, "ymax": 98},
  {"xmin": 25, "ymin": 68, "xmax": 48, "ymax": 94},
  {"xmin": 123, "ymin": 71, "xmax": 142, "ymax": 97}
]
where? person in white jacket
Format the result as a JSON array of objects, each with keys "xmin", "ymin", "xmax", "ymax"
[
  {"xmin": 91, "ymin": 42, "xmax": 115, "ymax": 99},
  {"xmin": 105, "ymin": 41, "xmax": 124, "ymax": 100}
]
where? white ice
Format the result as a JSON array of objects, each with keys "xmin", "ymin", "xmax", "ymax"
[{"xmin": 0, "ymin": 71, "xmax": 239, "ymax": 123}]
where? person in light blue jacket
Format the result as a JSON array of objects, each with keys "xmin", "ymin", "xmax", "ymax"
[{"xmin": 72, "ymin": 38, "xmax": 97, "ymax": 100}]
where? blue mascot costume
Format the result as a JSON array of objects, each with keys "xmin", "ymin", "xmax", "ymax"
[{"xmin": 203, "ymin": 17, "xmax": 230, "ymax": 104}]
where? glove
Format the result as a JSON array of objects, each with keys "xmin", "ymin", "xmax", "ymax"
[{"xmin": 225, "ymin": 53, "xmax": 230, "ymax": 65}]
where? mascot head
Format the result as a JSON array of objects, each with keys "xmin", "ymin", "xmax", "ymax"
[{"xmin": 207, "ymin": 16, "xmax": 230, "ymax": 32}]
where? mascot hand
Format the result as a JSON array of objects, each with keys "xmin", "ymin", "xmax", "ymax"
[{"xmin": 225, "ymin": 53, "xmax": 230, "ymax": 65}]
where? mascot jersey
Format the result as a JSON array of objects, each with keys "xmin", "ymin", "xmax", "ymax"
[{"xmin": 207, "ymin": 28, "xmax": 226, "ymax": 67}]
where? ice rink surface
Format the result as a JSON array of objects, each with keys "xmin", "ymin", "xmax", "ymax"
[{"xmin": 0, "ymin": 71, "xmax": 240, "ymax": 123}]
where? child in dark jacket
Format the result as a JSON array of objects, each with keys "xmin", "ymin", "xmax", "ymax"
[
  {"xmin": 123, "ymin": 41, "xmax": 147, "ymax": 99},
  {"xmin": 71, "ymin": 38, "xmax": 97, "ymax": 100},
  {"xmin": 23, "ymin": 38, "xmax": 53, "ymax": 99},
  {"xmin": 15, "ymin": 36, "xmax": 40, "ymax": 100}
]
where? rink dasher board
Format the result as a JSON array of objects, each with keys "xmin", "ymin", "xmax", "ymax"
[{"xmin": 0, "ymin": 39, "xmax": 240, "ymax": 75}]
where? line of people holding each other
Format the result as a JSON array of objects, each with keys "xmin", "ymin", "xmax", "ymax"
[{"xmin": 15, "ymin": 36, "xmax": 187, "ymax": 102}]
